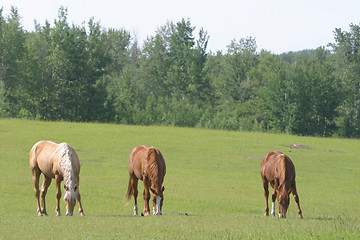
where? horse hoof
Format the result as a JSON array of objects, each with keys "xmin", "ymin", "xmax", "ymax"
[{"xmin": 80, "ymin": 211, "xmax": 85, "ymax": 216}]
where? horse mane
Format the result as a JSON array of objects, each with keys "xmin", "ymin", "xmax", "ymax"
[
  {"xmin": 278, "ymin": 154, "xmax": 286, "ymax": 184},
  {"xmin": 146, "ymin": 147, "xmax": 159, "ymax": 181},
  {"xmin": 277, "ymin": 154, "xmax": 290, "ymax": 200},
  {"xmin": 58, "ymin": 143, "xmax": 76, "ymax": 195}
]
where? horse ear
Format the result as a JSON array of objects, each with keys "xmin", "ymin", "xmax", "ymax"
[
  {"xmin": 162, "ymin": 186, "xmax": 165, "ymax": 192},
  {"xmin": 150, "ymin": 188, "xmax": 156, "ymax": 195}
]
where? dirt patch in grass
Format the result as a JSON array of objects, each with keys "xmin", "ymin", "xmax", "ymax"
[
  {"xmin": 245, "ymin": 156, "xmax": 262, "ymax": 160},
  {"xmin": 287, "ymin": 143, "xmax": 310, "ymax": 149},
  {"xmin": 325, "ymin": 149, "xmax": 346, "ymax": 154}
]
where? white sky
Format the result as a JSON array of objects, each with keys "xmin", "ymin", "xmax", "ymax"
[{"xmin": 2, "ymin": 0, "xmax": 360, "ymax": 54}]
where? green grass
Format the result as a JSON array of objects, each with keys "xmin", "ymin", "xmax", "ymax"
[{"xmin": 0, "ymin": 119, "xmax": 359, "ymax": 239}]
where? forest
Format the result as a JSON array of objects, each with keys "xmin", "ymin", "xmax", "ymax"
[{"xmin": 1, "ymin": 7, "xmax": 359, "ymax": 138}]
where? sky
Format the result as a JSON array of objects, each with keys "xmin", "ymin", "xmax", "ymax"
[{"xmin": 2, "ymin": 0, "xmax": 360, "ymax": 54}]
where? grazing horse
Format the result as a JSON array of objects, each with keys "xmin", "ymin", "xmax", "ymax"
[
  {"xmin": 261, "ymin": 151, "xmax": 303, "ymax": 218},
  {"xmin": 126, "ymin": 145, "xmax": 166, "ymax": 216},
  {"xmin": 29, "ymin": 141, "xmax": 85, "ymax": 216}
]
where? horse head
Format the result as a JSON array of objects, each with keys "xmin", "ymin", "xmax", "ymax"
[
  {"xmin": 151, "ymin": 186, "xmax": 165, "ymax": 215},
  {"xmin": 277, "ymin": 185, "xmax": 292, "ymax": 218},
  {"xmin": 63, "ymin": 183, "xmax": 77, "ymax": 216}
]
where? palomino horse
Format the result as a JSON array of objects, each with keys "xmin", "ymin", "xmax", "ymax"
[
  {"xmin": 261, "ymin": 151, "xmax": 303, "ymax": 218},
  {"xmin": 126, "ymin": 145, "xmax": 166, "ymax": 216},
  {"xmin": 29, "ymin": 141, "xmax": 85, "ymax": 216}
]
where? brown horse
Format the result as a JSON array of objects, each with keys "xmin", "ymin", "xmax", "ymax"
[
  {"xmin": 29, "ymin": 141, "xmax": 85, "ymax": 216},
  {"xmin": 126, "ymin": 145, "xmax": 166, "ymax": 216},
  {"xmin": 261, "ymin": 151, "xmax": 303, "ymax": 218}
]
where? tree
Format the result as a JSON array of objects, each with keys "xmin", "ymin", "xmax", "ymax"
[
  {"xmin": 35, "ymin": 7, "xmax": 111, "ymax": 121},
  {"xmin": 331, "ymin": 23, "xmax": 360, "ymax": 137},
  {"xmin": 104, "ymin": 28, "xmax": 131, "ymax": 76},
  {"xmin": 19, "ymin": 23, "xmax": 53, "ymax": 119},
  {"xmin": 216, "ymin": 37, "xmax": 258, "ymax": 103},
  {"xmin": 0, "ymin": 7, "xmax": 26, "ymax": 116},
  {"xmin": 259, "ymin": 55, "xmax": 294, "ymax": 133},
  {"xmin": 140, "ymin": 23, "xmax": 172, "ymax": 98},
  {"xmin": 167, "ymin": 19, "xmax": 209, "ymax": 103},
  {"xmin": 296, "ymin": 48, "xmax": 342, "ymax": 136},
  {"xmin": 259, "ymin": 48, "xmax": 342, "ymax": 136},
  {"xmin": 79, "ymin": 18, "xmax": 111, "ymax": 121}
]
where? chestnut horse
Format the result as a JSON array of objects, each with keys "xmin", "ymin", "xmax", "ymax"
[
  {"xmin": 261, "ymin": 151, "xmax": 303, "ymax": 218},
  {"xmin": 29, "ymin": 141, "xmax": 85, "ymax": 216},
  {"xmin": 126, "ymin": 145, "xmax": 166, "ymax": 216}
]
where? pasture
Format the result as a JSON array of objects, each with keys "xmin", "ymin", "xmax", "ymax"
[{"xmin": 0, "ymin": 119, "xmax": 359, "ymax": 239}]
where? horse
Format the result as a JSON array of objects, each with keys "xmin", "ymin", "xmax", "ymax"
[
  {"xmin": 29, "ymin": 141, "xmax": 85, "ymax": 216},
  {"xmin": 126, "ymin": 145, "xmax": 166, "ymax": 216},
  {"xmin": 261, "ymin": 151, "xmax": 303, "ymax": 218}
]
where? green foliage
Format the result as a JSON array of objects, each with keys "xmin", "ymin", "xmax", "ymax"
[
  {"xmin": 0, "ymin": 79, "xmax": 8, "ymax": 117},
  {"xmin": 0, "ymin": 7, "xmax": 26, "ymax": 116},
  {"xmin": 331, "ymin": 24, "xmax": 360, "ymax": 137},
  {"xmin": 0, "ymin": 7, "xmax": 359, "ymax": 138},
  {"xmin": 279, "ymin": 49, "xmax": 320, "ymax": 64},
  {"xmin": 258, "ymin": 48, "xmax": 342, "ymax": 136},
  {"xmin": 1, "ymin": 119, "xmax": 360, "ymax": 239},
  {"xmin": 215, "ymin": 37, "xmax": 258, "ymax": 103}
]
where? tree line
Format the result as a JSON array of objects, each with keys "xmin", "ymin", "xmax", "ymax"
[{"xmin": 1, "ymin": 7, "xmax": 359, "ymax": 138}]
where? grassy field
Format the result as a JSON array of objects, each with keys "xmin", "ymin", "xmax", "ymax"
[{"xmin": 0, "ymin": 119, "xmax": 359, "ymax": 239}]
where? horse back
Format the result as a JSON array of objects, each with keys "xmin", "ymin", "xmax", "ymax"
[
  {"xmin": 261, "ymin": 151, "xmax": 283, "ymax": 179},
  {"xmin": 128, "ymin": 145, "xmax": 149, "ymax": 179},
  {"xmin": 261, "ymin": 151, "xmax": 296, "ymax": 185},
  {"xmin": 129, "ymin": 145, "xmax": 166, "ymax": 181},
  {"xmin": 30, "ymin": 141, "xmax": 59, "ymax": 176},
  {"xmin": 29, "ymin": 141, "xmax": 80, "ymax": 179}
]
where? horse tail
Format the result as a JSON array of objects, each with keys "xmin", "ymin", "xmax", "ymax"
[
  {"xmin": 126, "ymin": 177, "xmax": 133, "ymax": 202},
  {"xmin": 29, "ymin": 142, "xmax": 38, "ymax": 161}
]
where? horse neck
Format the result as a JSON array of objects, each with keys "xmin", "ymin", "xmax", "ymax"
[{"xmin": 58, "ymin": 143, "xmax": 76, "ymax": 188}]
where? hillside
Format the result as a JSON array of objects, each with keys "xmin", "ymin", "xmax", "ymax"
[{"xmin": 0, "ymin": 119, "xmax": 359, "ymax": 239}]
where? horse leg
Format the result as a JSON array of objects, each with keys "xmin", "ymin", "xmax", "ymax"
[
  {"xmin": 152, "ymin": 194, "xmax": 157, "ymax": 215},
  {"xmin": 131, "ymin": 176, "xmax": 139, "ymax": 216},
  {"xmin": 55, "ymin": 175, "xmax": 62, "ymax": 216},
  {"xmin": 76, "ymin": 190, "xmax": 85, "ymax": 216},
  {"xmin": 271, "ymin": 182, "xmax": 278, "ymax": 217},
  {"xmin": 31, "ymin": 168, "xmax": 42, "ymax": 216},
  {"xmin": 143, "ymin": 178, "xmax": 151, "ymax": 216},
  {"xmin": 40, "ymin": 175, "xmax": 52, "ymax": 216},
  {"xmin": 263, "ymin": 178, "xmax": 269, "ymax": 216},
  {"xmin": 292, "ymin": 184, "xmax": 303, "ymax": 219}
]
